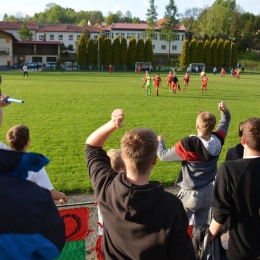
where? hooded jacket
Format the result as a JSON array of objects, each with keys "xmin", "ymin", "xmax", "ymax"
[
  {"xmin": 0, "ymin": 149, "xmax": 65, "ymax": 259},
  {"xmin": 86, "ymin": 144, "xmax": 195, "ymax": 260}
]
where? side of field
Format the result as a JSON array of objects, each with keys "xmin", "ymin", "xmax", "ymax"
[{"xmin": 0, "ymin": 70, "xmax": 259, "ymax": 194}]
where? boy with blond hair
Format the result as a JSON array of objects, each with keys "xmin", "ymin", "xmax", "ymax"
[
  {"xmin": 157, "ymin": 101, "xmax": 231, "ymax": 231},
  {"xmin": 6, "ymin": 124, "xmax": 67, "ymax": 204},
  {"xmin": 107, "ymin": 149, "xmax": 125, "ymax": 173},
  {"xmin": 86, "ymin": 109, "xmax": 195, "ymax": 259}
]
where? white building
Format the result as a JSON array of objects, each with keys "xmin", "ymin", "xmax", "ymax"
[{"xmin": 0, "ymin": 20, "xmax": 186, "ymax": 67}]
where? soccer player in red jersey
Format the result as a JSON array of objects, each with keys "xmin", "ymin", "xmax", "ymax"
[
  {"xmin": 183, "ymin": 73, "xmax": 190, "ymax": 89},
  {"xmin": 137, "ymin": 65, "xmax": 142, "ymax": 74},
  {"xmin": 171, "ymin": 73, "xmax": 179, "ymax": 94},
  {"xmin": 153, "ymin": 74, "xmax": 161, "ymax": 96},
  {"xmin": 166, "ymin": 71, "xmax": 173, "ymax": 89},
  {"xmin": 109, "ymin": 64, "xmax": 113, "ymax": 74},
  {"xmin": 220, "ymin": 68, "xmax": 226, "ymax": 77},
  {"xmin": 201, "ymin": 74, "xmax": 208, "ymax": 93}
]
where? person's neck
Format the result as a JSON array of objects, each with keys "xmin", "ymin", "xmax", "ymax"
[
  {"xmin": 126, "ymin": 172, "xmax": 149, "ymax": 186},
  {"xmin": 198, "ymin": 132, "xmax": 211, "ymax": 141},
  {"xmin": 243, "ymin": 146, "xmax": 260, "ymax": 157}
]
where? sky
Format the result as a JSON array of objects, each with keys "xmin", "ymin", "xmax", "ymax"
[{"xmin": 0, "ymin": 0, "xmax": 259, "ymax": 21}]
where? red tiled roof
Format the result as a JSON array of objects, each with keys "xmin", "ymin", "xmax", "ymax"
[
  {"xmin": 16, "ymin": 41, "xmax": 61, "ymax": 45},
  {"xmin": 36, "ymin": 25, "xmax": 83, "ymax": 33},
  {"xmin": 86, "ymin": 25, "xmax": 111, "ymax": 33},
  {"xmin": 110, "ymin": 21, "xmax": 185, "ymax": 31},
  {"xmin": 0, "ymin": 21, "xmax": 38, "ymax": 30},
  {"xmin": 0, "ymin": 29, "xmax": 18, "ymax": 41}
]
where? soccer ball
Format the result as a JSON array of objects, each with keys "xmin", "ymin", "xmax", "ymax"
[
  {"xmin": 142, "ymin": 78, "xmax": 144, "ymax": 80},
  {"xmin": 133, "ymin": 80, "xmax": 135, "ymax": 83}
]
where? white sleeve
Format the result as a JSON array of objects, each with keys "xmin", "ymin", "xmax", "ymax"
[
  {"xmin": 27, "ymin": 167, "xmax": 54, "ymax": 190},
  {"xmin": 0, "ymin": 141, "xmax": 9, "ymax": 150}
]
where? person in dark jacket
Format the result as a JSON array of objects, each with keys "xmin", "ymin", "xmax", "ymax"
[
  {"xmin": 209, "ymin": 117, "xmax": 260, "ymax": 260},
  {"xmin": 225, "ymin": 121, "xmax": 244, "ymax": 160},
  {"xmin": 86, "ymin": 109, "xmax": 195, "ymax": 260},
  {"xmin": 0, "ymin": 92, "xmax": 65, "ymax": 259}
]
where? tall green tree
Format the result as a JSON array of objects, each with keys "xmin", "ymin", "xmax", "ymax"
[
  {"xmin": 223, "ymin": 39, "xmax": 230, "ymax": 67},
  {"xmin": 204, "ymin": 39, "xmax": 211, "ymax": 67},
  {"xmin": 76, "ymin": 34, "xmax": 87, "ymax": 65},
  {"xmin": 180, "ymin": 39, "xmax": 190, "ymax": 68},
  {"xmin": 128, "ymin": 37, "xmax": 137, "ymax": 65},
  {"xmin": 160, "ymin": 0, "xmax": 179, "ymax": 64},
  {"xmin": 103, "ymin": 37, "xmax": 112, "ymax": 65},
  {"xmin": 231, "ymin": 42, "xmax": 238, "ymax": 69},
  {"xmin": 120, "ymin": 37, "xmax": 128, "ymax": 65},
  {"xmin": 144, "ymin": 37, "xmax": 154, "ymax": 64},
  {"xmin": 105, "ymin": 13, "xmax": 119, "ymax": 25},
  {"xmin": 112, "ymin": 36, "xmax": 121, "ymax": 65},
  {"xmin": 210, "ymin": 39, "xmax": 218, "ymax": 66},
  {"xmin": 217, "ymin": 38, "xmax": 225, "ymax": 67},
  {"xmin": 17, "ymin": 20, "xmax": 33, "ymax": 41},
  {"xmin": 146, "ymin": 0, "xmax": 158, "ymax": 38},
  {"xmin": 136, "ymin": 38, "xmax": 145, "ymax": 62},
  {"xmin": 86, "ymin": 37, "xmax": 95, "ymax": 65},
  {"xmin": 190, "ymin": 39, "xmax": 197, "ymax": 63},
  {"xmin": 197, "ymin": 40, "xmax": 204, "ymax": 63}
]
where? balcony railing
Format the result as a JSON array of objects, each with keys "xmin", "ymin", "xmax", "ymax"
[{"xmin": 0, "ymin": 48, "xmax": 9, "ymax": 55}]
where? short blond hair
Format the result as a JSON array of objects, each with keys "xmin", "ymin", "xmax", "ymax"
[
  {"xmin": 107, "ymin": 149, "xmax": 124, "ymax": 171},
  {"xmin": 6, "ymin": 125, "xmax": 30, "ymax": 151},
  {"xmin": 196, "ymin": 111, "xmax": 216, "ymax": 135},
  {"xmin": 121, "ymin": 128, "xmax": 157, "ymax": 173}
]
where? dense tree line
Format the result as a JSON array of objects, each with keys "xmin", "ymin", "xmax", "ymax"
[
  {"xmin": 78, "ymin": 36, "xmax": 154, "ymax": 66},
  {"xmin": 180, "ymin": 38, "xmax": 238, "ymax": 69},
  {"xmin": 2, "ymin": 3, "xmax": 141, "ymax": 25}
]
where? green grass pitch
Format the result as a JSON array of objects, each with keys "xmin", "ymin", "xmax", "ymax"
[{"xmin": 0, "ymin": 70, "xmax": 259, "ymax": 194}]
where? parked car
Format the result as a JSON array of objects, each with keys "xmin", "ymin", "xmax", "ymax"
[{"xmin": 46, "ymin": 62, "xmax": 56, "ymax": 68}]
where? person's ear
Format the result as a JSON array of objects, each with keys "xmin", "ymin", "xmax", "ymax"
[
  {"xmin": 241, "ymin": 136, "xmax": 246, "ymax": 146},
  {"xmin": 152, "ymin": 155, "xmax": 157, "ymax": 165}
]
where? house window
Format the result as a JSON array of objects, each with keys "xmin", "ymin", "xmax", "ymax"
[
  {"xmin": 39, "ymin": 35, "xmax": 44, "ymax": 40},
  {"xmin": 152, "ymin": 45, "xmax": 155, "ymax": 50},
  {"xmin": 49, "ymin": 34, "xmax": 54, "ymax": 40},
  {"xmin": 58, "ymin": 35, "xmax": 63, "ymax": 40},
  {"xmin": 161, "ymin": 45, "xmax": 166, "ymax": 50},
  {"xmin": 69, "ymin": 35, "xmax": 73, "ymax": 40},
  {"xmin": 172, "ymin": 45, "xmax": 177, "ymax": 50},
  {"xmin": 182, "ymin": 35, "xmax": 184, "ymax": 41},
  {"xmin": 152, "ymin": 33, "xmax": 157, "ymax": 40},
  {"xmin": 77, "ymin": 35, "xmax": 80, "ymax": 40},
  {"xmin": 160, "ymin": 34, "xmax": 167, "ymax": 40}
]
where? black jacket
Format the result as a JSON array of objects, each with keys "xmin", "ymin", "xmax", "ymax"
[{"xmin": 86, "ymin": 144, "xmax": 195, "ymax": 260}]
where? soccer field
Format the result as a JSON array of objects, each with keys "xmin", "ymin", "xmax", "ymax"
[{"xmin": 0, "ymin": 70, "xmax": 259, "ymax": 194}]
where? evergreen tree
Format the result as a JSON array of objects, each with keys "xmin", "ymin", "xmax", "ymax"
[
  {"xmin": 120, "ymin": 37, "xmax": 128, "ymax": 65},
  {"xmin": 103, "ymin": 37, "xmax": 112, "ymax": 65},
  {"xmin": 112, "ymin": 36, "xmax": 121, "ymax": 65},
  {"xmin": 223, "ymin": 39, "xmax": 230, "ymax": 67},
  {"xmin": 180, "ymin": 39, "xmax": 190, "ymax": 68},
  {"xmin": 231, "ymin": 42, "xmax": 238, "ymax": 69},
  {"xmin": 144, "ymin": 37, "xmax": 154, "ymax": 64},
  {"xmin": 76, "ymin": 34, "xmax": 87, "ymax": 65},
  {"xmin": 197, "ymin": 40, "xmax": 204, "ymax": 63},
  {"xmin": 95, "ymin": 35, "xmax": 104, "ymax": 66},
  {"xmin": 136, "ymin": 38, "xmax": 145, "ymax": 62},
  {"xmin": 17, "ymin": 20, "xmax": 33, "ymax": 41},
  {"xmin": 204, "ymin": 39, "xmax": 211, "ymax": 67},
  {"xmin": 210, "ymin": 39, "xmax": 218, "ymax": 67},
  {"xmin": 128, "ymin": 37, "xmax": 137, "ymax": 65},
  {"xmin": 146, "ymin": 0, "xmax": 158, "ymax": 38},
  {"xmin": 86, "ymin": 37, "xmax": 95, "ymax": 65},
  {"xmin": 217, "ymin": 38, "xmax": 225, "ymax": 67},
  {"xmin": 160, "ymin": 0, "xmax": 179, "ymax": 64},
  {"xmin": 189, "ymin": 39, "xmax": 197, "ymax": 63}
]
